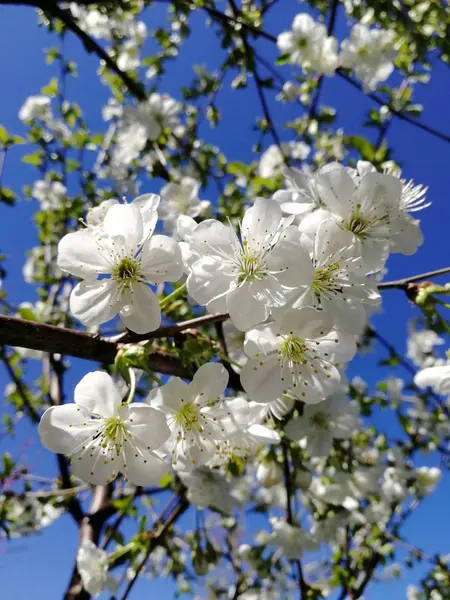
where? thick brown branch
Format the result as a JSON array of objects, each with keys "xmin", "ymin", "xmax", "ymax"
[{"xmin": 0, "ymin": 313, "xmax": 245, "ymax": 389}]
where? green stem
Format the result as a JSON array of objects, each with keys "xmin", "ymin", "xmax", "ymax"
[
  {"xmin": 125, "ymin": 368, "xmax": 136, "ymax": 404},
  {"xmin": 159, "ymin": 283, "xmax": 187, "ymax": 309},
  {"xmin": 217, "ymin": 353, "xmax": 242, "ymax": 370}
]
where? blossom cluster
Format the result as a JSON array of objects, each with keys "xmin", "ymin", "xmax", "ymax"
[
  {"xmin": 37, "ymin": 157, "xmax": 428, "ymax": 487},
  {"xmin": 278, "ymin": 13, "xmax": 397, "ymax": 91}
]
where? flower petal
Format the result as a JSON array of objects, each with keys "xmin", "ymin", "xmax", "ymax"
[
  {"xmin": 226, "ymin": 283, "xmax": 268, "ymax": 331},
  {"xmin": 241, "ymin": 198, "xmax": 282, "ymax": 252},
  {"xmin": 240, "ymin": 354, "xmax": 285, "ymax": 403},
  {"xmin": 121, "ymin": 283, "xmax": 161, "ymax": 333},
  {"xmin": 147, "ymin": 377, "xmax": 193, "ymax": 413},
  {"xmin": 120, "ymin": 403, "xmax": 170, "ymax": 450},
  {"xmin": 38, "ymin": 405, "xmax": 94, "ymax": 455},
  {"xmin": 70, "ymin": 279, "xmax": 119, "ymax": 327},
  {"xmin": 192, "ymin": 362, "xmax": 229, "ymax": 400},
  {"xmin": 140, "ymin": 235, "xmax": 183, "ymax": 283},
  {"xmin": 123, "ymin": 447, "xmax": 169, "ymax": 486},
  {"xmin": 75, "ymin": 371, "xmax": 122, "ymax": 417},
  {"xmin": 58, "ymin": 230, "xmax": 111, "ymax": 278},
  {"xmin": 103, "ymin": 203, "xmax": 143, "ymax": 253}
]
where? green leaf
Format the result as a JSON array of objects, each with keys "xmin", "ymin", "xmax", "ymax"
[
  {"xmin": 227, "ymin": 161, "xmax": 248, "ymax": 176},
  {"xmin": 22, "ymin": 151, "xmax": 43, "ymax": 167},
  {"xmin": 41, "ymin": 77, "xmax": 58, "ymax": 97},
  {"xmin": 17, "ymin": 307, "xmax": 38, "ymax": 321},
  {"xmin": 0, "ymin": 125, "xmax": 8, "ymax": 145},
  {"xmin": 345, "ymin": 135, "xmax": 375, "ymax": 161},
  {"xmin": 276, "ymin": 53, "xmax": 291, "ymax": 65},
  {"xmin": 0, "ymin": 187, "xmax": 16, "ymax": 205}
]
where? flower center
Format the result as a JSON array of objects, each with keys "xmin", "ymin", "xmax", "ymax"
[
  {"xmin": 279, "ymin": 336, "xmax": 307, "ymax": 365},
  {"xmin": 238, "ymin": 241, "xmax": 267, "ymax": 284},
  {"xmin": 311, "ymin": 263, "xmax": 340, "ymax": 296},
  {"xmin": 344, "ymin": 204, "xmax": 389, "ymax": 239},
  {"xmin": 358, "ymin": 45, "xmax": 368, "ymax": 58},
  {"xmin": 311, "ymin": 411, "xmax": 329, "ymax": 430},
  {"xmin": 175, "ymin": 403, "xmax": 200, "ymax": 431},
  {"xmin": 103, "ymin": 416, "xmax": 128, "ymax": 454},
  {"xmin": 297, "ymin": 37, "xmax": 308, "ymax": 49},
  {"xmin": 112, "ymin": 257, "xmax": 142, "ymax": 290}
]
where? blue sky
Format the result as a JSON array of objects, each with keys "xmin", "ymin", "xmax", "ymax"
[{"xmin": 0, "ymin": 3, "xmax": 449, "ymax": 599}]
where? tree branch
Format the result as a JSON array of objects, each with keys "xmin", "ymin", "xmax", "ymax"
[
  {"xmin": 65, "ymin": 485, "xmax": 113, "ymax": 600},
  {"xmin": 116, "ymin": 494, "xmax": 189, "ymax": 600},
  {"xmin": 378, "ymin": 265, "xmax": 450, "ymax": 289},
  {"xmin": 0, "ymin": 313, "xmax": 244, "ymax": 389},
  {"xmin": 282, "ymin": 443, "xmax": 309, "ymax": 599},
  {"xmin": 336, "ymin": 69, "xmax": 450, "ymax": 144}
]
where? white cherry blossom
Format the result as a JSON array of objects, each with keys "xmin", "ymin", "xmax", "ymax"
[
  {"xmin": 240, "ymin": 307, "xmax": 355, "ymax": 404},
  {"xmin": 341, "ymin": 24, "xmax": 397, "ymax": 91},
  {"xmin": 277, "ymin": 13, "xmax": 338, "ymax": 76},
  {"xmin": 32, "ymin": 178, "xmax": 67, "ymax": 211},
  {"xmin": 299, "ymin": 163, "xmax": 416, "ymax": 272},
  {"xmin": 115, "ymin": 93, "xmax": 182, "ymax": 164},
  {"xmin": 19, "ymin": 95, "xmax": 51, "ymax": 121},
  {"xmin": 211, "ymin": 397, "xmax": 281, "ymax": 467},
  {"xmin": 269, "ymin": 517, "xmax": 318, "ymax": 559},
  {"xmin": 280, "ymin": 222, "xmax": 380, "ymax": 333},
  {"xmin": 76, "ymin": 540, "xmax": 117, "ymax": 597},
  {"xmin": 186, "ymin": 198, "xmax": 314, "ymax": 331},
  {"xmin": 273, "ymin": 166, "xmax": 323, "ymax": 219},
  {"xmin": 258, "ymin": 142, "xmax": 310, "ymax": 179},
  {"xmin": 146, "ymin": 363, "xmax": 234, "ymax": 470},
  {"xmin": 159, "ymin": 177, "xmax": 211, "ymax": 234},
  {"xmin": 285, "ymin": 393, "xmax": 361, "ymax": 456},
  {"xmin": 414, "ymin": 364, "xmax": 450, "ymax": 395},
  {"xmin": 38, "ymin": 372, "xmax": 170, "ymax": 485},
  {"xmin": 179, "ymin": 467, "xmax": 238, "ymax": 515},
  {"xmin": 58, "ymin": 197, "xmax": 182, "ymax": 333}
]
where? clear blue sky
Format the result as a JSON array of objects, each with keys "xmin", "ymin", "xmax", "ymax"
[{"xmin": 0, "ymin": 3, "xmax": 449, "ymax": 599}]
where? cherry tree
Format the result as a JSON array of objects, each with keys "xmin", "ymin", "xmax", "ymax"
[{"xmin": 0, "ymin": 1, "xmax": 449, "ymax": 599}]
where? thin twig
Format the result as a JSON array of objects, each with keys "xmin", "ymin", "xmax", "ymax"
[
  {"xmin": 378, "ymin": 266, "xmax": 450, "ymax": 289},
  {"xmin": 117, "ymin": 495, "xmax": 189, "ymax": 600}
]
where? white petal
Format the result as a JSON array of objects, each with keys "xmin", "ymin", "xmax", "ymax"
[
  {"xmin": 75, "ymin": 371, "xmax": 122, "ymax": 417},
  {"xmin": 121, "ymin": 403, "xmax": 171, "ymax": 450},
  {"xmin": 307, "ymin": 431, "xmax": 333, "ymax": 457},
  {"xmin": 189, "ymin": 219, "xmax": 240, "ymax": 259},
  {"xmin": 38, "ymin": 405, "xmax": 93, "ymax": 454},
  {"xmin": 123, "ymin": 447, "xmax": 169, "ymax": 486},
  {"xmin": 248, "ymin": 423, "xmax": 280, "ymax": 444},
  {"xmin": 71, "ymin": 445, "xmax": 122, "ymax": 485},
  {"xmin": 147, "ymin": 377, "xmax": 193, "ymax": 413},
  {"xmin": 226, "ymin": 284, "xmax": 268, "ymax": 331},
  {"xmin": 318, "ymin": 166, "xmax": 356, "ymax": 217},
  {"xmin": 58, "ymin": 230, "xmax": 111, "ymax": 278},
  {"xmin": 192, "ymin": 362, "xmax": 229, "ymax": 400},
  {"xmin": 278, "ymin": 307, "xmax": 334, "ymax": 339},
  {"xmin": 187, "ymin": 257, "xmax": 232, "ymax": 306},
  {"xmin": 121, "ymin": 283, "xmax": 161, "ymax": 333},
  {"xmin": 103, "ymin": 203, "xmax": 143, "ymax": 252},
  {"xmin": 244, "ymin": 324, "xmax": 278, "ymax": 358},
  {"xmin": 70, "ymin": 279, "xmax": 119, "ymax": 327},
  {"xmin": 414, "ymin": 365, "xmax": 450, "ymax": 395},
  {"xmin": 266, "ymin": 235, "xmax": 314, "ymax": 287},
  {"xmin": 240, "ymin": 354, "xmax": 285, "ymax": 403},
  {"xmin": 241, "ymin": 198, "xmax": 282, "ymax": 252},
  {"xmin": 133, "ymin": 193, "xmax": 160, "ymax": 239},
  {"xmin": 141, "ymin": 235, "xmax": 183, "ymax": 283}
]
